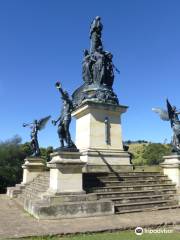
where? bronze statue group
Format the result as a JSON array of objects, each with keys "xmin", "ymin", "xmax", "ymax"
[
  {"xmin": 23, "ymin": 16, "xmax": 180, "ymax": 157},
  {"xmin": 23, "ymin": 81, "xmax": 76, "ymax": 157}
]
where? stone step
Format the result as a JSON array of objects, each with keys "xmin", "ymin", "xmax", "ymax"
[
  {"xmin": 19, "ymin": 191, "xmax": 41, "ymax": 200},
  {"xmin": 96, "ymin": 188, "xmax": 177, "ymax": 198},
  {"xmin": 34, "ymin": 179, "xmax": 49, "ymax": 185},
  {"xmin": 25, "ymin": 184, "xmax": 48, "ymax": 191},
  {"xmin": 35, "ymin": 175, "xmax": 49, "ymax": 181},
  {"xmin": 22, "ymin": 191, "xmax": 45, "ymax": 199},
  {"xmin": 114, "ymin": 199, "xmax": 178, "ymax": 212},
  {"xmin": 91, "ymin": 175, "xmax": 169, "ymax": 181},
  {"xmin": 22, "ymin": 190, "xmax": 46, "ymax": 198},
  {"xmin": 14, "ymin": 196, "xmax": 25, "ymax": 206},
  {"xmin": 32, "ymin": 174, "xmax": 49, "ymax": 181},
  {"xmin": 90, "ymin": 183, "xmax": 176, "ymax": 193},
  {"xmin": 85, "ymin": 179, "xmax": 172, "ymax": 189},
  {"xmin": 23, "ymin": 187, "xmax": 47, "ymax": 196},
  {"xmin": 110, "ymin": 194, "xmax": 177, "ymax": 204},
  {"xmin": 36, "ymin": 171, "xmax": 49, "ymax": 177},
  {"xmin": 29, "ymin": 182, "xmax": 49, "ymax": 189},
  {"xmin": 116, "ymin": 204, "xmax": 180, "ymax": 214},
  {"xmin": 98, "ymin": 179, "xmax": 172, "ymax": 187},
  {"xmin": 88, "ymin": 172, "xmax": 164, "ymax": 177}
]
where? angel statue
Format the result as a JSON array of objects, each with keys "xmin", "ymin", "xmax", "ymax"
[
  {"xmin": 152, "ymin": 99, "xmax": 180, "ymax": 153},
  {"xmin": 52, "ymin": 82, "xmax": 76, "ymax": 149},
  {"xmin": 23, "ymin": 116, "xmax": 51, "ymax": 156}
]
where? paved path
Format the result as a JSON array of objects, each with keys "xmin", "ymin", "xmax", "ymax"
[{"xmin": 0, "ymin": 194, "xmax": 180, "ymax": 239}]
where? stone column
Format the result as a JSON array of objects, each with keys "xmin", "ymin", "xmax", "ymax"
[
  {"xmin": 161, "ymin": 154, "xmax": 180, "ymax": 188},
  {"xmin": 72, "ymin": 101, "xmax": 132, "ymax": 172},
  {"xmin": 22, "ymin": 157, "xmax": 45, "ymax": 184},
  {"xmin": 47, "ymin": 150, "xmax": 85, "ymax": 194}
]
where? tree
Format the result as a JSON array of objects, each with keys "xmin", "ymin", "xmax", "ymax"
[
  {"xmin": 142, "ymin": 143, "xmax": 171, "ymax": 165},
  {"xmin": 40, "ymin": 146, "xmax": 53, "ymax": 164},
  {"xmin": 0, "ymin": 136, "xmax": 54, "ymax": 193},
  {"xmin": 0, "ymin": 136, "xmax": 31, "ymax": 193}
]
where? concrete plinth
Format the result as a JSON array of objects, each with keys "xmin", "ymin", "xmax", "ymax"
[
  {"xmin": 72, "ymin": 101, "xmax": 132, "ymax": 170},
  {"xmin": 47, "ymin": 151, "xmax": 85, "ymax": 194},
  {"xmin": 22, "ymin": 157, "xmax": 45, "ymax": 184},
  {"xmin": 161, "ymin": 154, "xmax": 180, "ymax": 188}
]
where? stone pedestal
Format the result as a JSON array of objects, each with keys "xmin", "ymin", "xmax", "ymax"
[
  {"xmin": 22, "ymin": 157, "xmax": 45, "ymax": 184},
  {"xmin": 161, "ymin": 154, "xmax": 180, "ymax": 188},
  {"xmin": 72, "ymin": 101, "xmax": 132, "ymax": 171},
  {"xmin": 47, "ymin": 151, "xmax": 85, "ymax": 194}
]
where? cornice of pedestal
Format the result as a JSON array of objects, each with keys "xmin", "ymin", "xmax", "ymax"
[
  {"xmin": 161, "ymin": 154, "xmax": 180, "ymax": 168},
  {"xmin": 22, "ymin": 157, "xmax": 45, "ymax": 169},
  {"xmin": 72, "ymin": 100, "xmax": 128, "ymax": 118}
]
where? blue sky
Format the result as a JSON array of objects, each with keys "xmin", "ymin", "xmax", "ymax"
[{"xmin": 1, "ymin": 0, "xmax": 180, "ymax": 148}]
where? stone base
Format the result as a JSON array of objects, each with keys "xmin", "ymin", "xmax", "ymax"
[
  {"xmin": 83, "ymin": 164, "xmax": 133, "ymax": 173},
  {"xmin": 22, "ymin": 157, "xmax": 45, "ymax": 184},
  {"xmin": 72, "ymin": 102, "xmax": 128, "ymax": 151},
  {"xmin": 80, "ymin": 148, "xmax": 132, "ymax": 172},
  {"xmin": 24, "ymin": 197, "xmax": 114, "ymax": 220},
  {"xmin": 47, "ymin": 150, "xmax": 85, "ymax": 194},
  {"xmin": 161, "ymin": 154, "xmax": 180, "ymax": 188},
  {"xmin": 7, "ymin": 184, "xmax": 25, "ymax": 198},
  {"xmin": 72, "ymin": 101, "xmax": 132, "ymax": 169}
]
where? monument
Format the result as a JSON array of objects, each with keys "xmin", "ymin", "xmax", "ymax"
[
  {"xmin": 71, "ymin": 16, "xmax": 131, "ymax": 172},
  {"xmin": 7, "ymin": 16, "xmax": 132, "ymax": 218},
  {"xmin": 153, "ymin": 99, "xmax": 180, "ymax": 190},
  {"xmin": 21, "ymin": 116, "xmax": 50, "ymax": 184},
  {"xmin": 7, "ymin": 17, "xmax": 180, "ymax": 220}
]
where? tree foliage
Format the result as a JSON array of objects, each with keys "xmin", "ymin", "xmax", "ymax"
[
  {"xmin": 142, "ymin": 143, "xmax": 171, "ymax": 165},
  {"xmin": 129, "ymin": 142, "xmax": 172, "ymax": 166},
  {"xmin": 0, "ymin": 136, "xmax": 31, "ymax": 193},
  {"xmin": 0, "ymin": 136, "xmax": 53, "ymax": 193}
]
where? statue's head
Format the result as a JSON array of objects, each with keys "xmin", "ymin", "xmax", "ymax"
[
  {"xmin": 172, "ymin": 106, "xmax": 177, "ymax": 111},
  {"xmin": 55, "ymin": 81, "xmax": 61, "ymax": 89},
  {"xmin": 107, "ymin": 52, "xmax": 113, "ymax": 60},
  {"xmin": 33, "ymin": 119, "xmax": 38, "ymax": 124},
  {"xmin": 97, "ymin": 46, "xmax": 103, "ymax": 53},
  {"xmin": 83, "ymin": 49, "xmax": 89, "ymax": 56},
  {"xmin": 95, "ymin": 16, "xmax": 101, "ymax": 20}
]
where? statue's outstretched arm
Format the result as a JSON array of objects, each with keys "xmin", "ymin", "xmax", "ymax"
[
  {"xmin": 55, "ymin": 82, "xmax": 67, "ymax": 99},
  {"xmin": 22, "ymin": 123, "xmax": 33, "ymax": 128},
  {"xmin": 52, "ymin": 116, "xmax": 62, "ymax": 126}
]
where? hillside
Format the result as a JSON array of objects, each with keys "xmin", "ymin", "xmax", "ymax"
[{"xmin": 128, "ymin": 142, "xmax": 171, "ymax": 165}]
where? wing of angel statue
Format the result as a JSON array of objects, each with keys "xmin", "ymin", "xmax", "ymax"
[
  {"xmin": 152, "ymin": 107, "xmax": 169, "ymax": 121},
  {"xmin": 38, "ymin": 115, "xmax": 51, "ymax": 131}
]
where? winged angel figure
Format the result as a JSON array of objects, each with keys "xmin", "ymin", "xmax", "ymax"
[
  {"xmin": 23, "ymin": 116, "xmax": 51, "ymax": 156},
  {"xmin": 152, "ymin": 99, "xmax": 180, "ymax": 153}
]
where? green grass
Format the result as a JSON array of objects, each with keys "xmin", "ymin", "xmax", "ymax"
[{"xmin": 14, "ymin": 230, "xmax": 180, "ymax": 240}]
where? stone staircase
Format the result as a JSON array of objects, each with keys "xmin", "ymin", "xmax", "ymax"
[
  {"xmin": 13, "ymin": 170, "xmax": 179, "ymax": 215},
  {"xmin": 15, "ymin": 172, "xmax": 49, "ymax": 206},
  {"xmin": 83, "ymin": 171, "xmax": 179, "ymax": 214}
]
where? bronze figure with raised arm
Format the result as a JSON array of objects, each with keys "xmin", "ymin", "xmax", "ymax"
[{"xmin": 52, "ymin": 82, "xmax": 76, "ymax": 149}]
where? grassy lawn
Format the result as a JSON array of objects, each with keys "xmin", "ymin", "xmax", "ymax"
[{"xmin": 16, "ymin": 230, "xmax": 180, "ymax": 240}]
